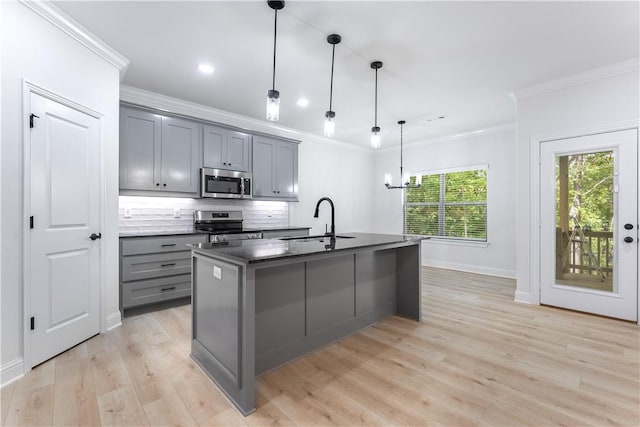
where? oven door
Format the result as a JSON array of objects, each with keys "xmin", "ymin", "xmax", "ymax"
[{"xmin": 201, "ymin": 168, "xmax": 251, "ymax": 199}]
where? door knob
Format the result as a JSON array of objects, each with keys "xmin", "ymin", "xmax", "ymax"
[
  {"xmin": 624, "ymin": 236, "xmax": 634, "ymax": 243},
  {"xmin": 624, "ymin": 223, "xmax": 634, "ymax": 230},
  {"xmin": 89, "ymin": 233, "xmax": 102, "ymax": 241}
]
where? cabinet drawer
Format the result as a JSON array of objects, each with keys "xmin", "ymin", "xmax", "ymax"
[
  {"xmin": 122, "ymin": 275, "xmax": 191, "ymax": 309},
  {"xmin": 122, "ymin": 251, "xmax": 191, "ymax": 281},
  {"xmin": 121, "ymin": 234, "xmax": 207, "ymax": 256}
]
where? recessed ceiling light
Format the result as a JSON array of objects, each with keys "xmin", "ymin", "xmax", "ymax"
[
  {"xmin": 296, "ymin": 98, "xmax": 309, "ymax": 107},
  {"xmin": 198, "ymin": 63, "xmax": 214, "ymax": 74},
  {"xmin": 426, "ymin": 113, "xmax": 446, "ymax": 122}
]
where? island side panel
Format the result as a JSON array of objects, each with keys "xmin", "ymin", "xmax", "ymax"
[
  {"xmin": 395, "ymin": 243, "xmax": 422, "ymax": 320},
  {"xmin": 355, "ymin": 249, "xmax": 396, "ymax": 317},
  {"xmin": 191, "ymin": 253, "xmax": 256, "ymax": 415},
  {"xmin": 306, "ymin": 254, "xmax": 356, "ymax": 334},
  {"xmin": 255, "ymin": 263, "xmax": 306, "ymax": 357}
]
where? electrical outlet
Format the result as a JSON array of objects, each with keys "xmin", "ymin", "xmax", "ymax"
[
  {"xmin": 173, "ymin": 208, "xmax": 180, "ymax": 218},
  {"xmin": 124, "ymin": 208, "xmax": 132, "ymax": 218},
  {"xmin": 213, "ymin": 266, "xmax": 222, "ymax": 280}
]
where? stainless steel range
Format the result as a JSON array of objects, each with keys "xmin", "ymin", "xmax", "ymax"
[{"xmin": 193, "ymin": 210, "xmax": 262, "ymax": 243}]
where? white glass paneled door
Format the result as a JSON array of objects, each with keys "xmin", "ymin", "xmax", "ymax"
[{"xmin": 540, "ymin": 129, "xmax": 638, "ymax": 321}]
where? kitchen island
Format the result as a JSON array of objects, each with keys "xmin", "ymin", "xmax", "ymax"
[{"xmin": 188, "ymin": 232, "xmax": 426, "ymax": 415}]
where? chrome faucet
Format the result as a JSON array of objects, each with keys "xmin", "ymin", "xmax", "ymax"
[{"xmin": 313, "ymin": 197, "xmax": 335, "ymax": 238}]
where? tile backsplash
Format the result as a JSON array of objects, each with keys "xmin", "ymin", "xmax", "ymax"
[{"xmin": 119, "ymin": 196, "xmax": 289, "ymax": 235}]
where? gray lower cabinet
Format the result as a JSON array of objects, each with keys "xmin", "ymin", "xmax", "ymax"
[
  {"xmin": 203, "ymin": 124, "xmax": 251, "ymax": 172},
  {"xmin": 120, "ymin": 106, "xmax": 201, "ymax": 195},
  {"xmin": 120, "ymin": 234, "xmax": 207, "ymax": 311},
  {"xmin": 252, "ymin": 136, "xmax": 298, "ymax": 201}
]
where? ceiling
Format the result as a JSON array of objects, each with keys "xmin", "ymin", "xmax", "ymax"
[{"xmin": 54, "ymin": 1, "xmax": 639, "ymax": 148}]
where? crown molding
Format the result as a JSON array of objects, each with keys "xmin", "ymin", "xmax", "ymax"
[
  {"xmin": 120, "ymin": 85, "xmax": 372, "ymax": 153},
  {"xmin": 513, "ymin": 57, "xmax": 639, "ymax": 100},
  {"xmin": 375, "ymin": 122, "xmax": 516, "ymax": 154},
  {"xmin": 18, "ymin": 0, "xmax": 129, "ymax": 79}
]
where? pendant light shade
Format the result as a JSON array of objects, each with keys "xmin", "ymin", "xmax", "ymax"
[
  {"xmin": 324, "ymin": 111, "xmax": 336, "ymax": 137},
  {"xmin": 385, "ymin": 120, "xmax": 421, "ymax": 190},
  {"xmin": 370, "ymin": 61, "xmax": 383, "ymax": 148},
  {"xmin": 266, "ymin": 89, "xmax": 280, "ymax": 121},
  {"xmin": 266, "ymin": 1, "xmax": 284, "ymax": 121},
  {"xmin": 324, "ymin": 34, "xmax": 341, "ymax": 137}
]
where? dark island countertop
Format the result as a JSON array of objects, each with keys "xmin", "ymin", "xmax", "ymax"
[{"xmin": 188, "ymin": 232, "xmax": 428, "ymax": 264}]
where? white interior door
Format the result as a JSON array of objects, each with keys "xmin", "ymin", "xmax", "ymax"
[
  {"xmin": 540, "ymin": 129, "xmax": 638, "ymax": 321},
  {"xmin": 29, "ymin": 92, "xmax": 101, "ymax": 367}
]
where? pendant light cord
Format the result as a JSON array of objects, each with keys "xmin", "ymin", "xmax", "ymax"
[
  {"xmin": 329, "ymin": 44, "xmax": 335, "ymax": 111},
  {"xmin": 374, "ymin": 68, "xmax": 378, "ymax": 126},
  {"xmin": 400, "ymin": 123, "xmax": 404, "ymax": 180},
  {"xmin": 272, "ymin": 9, "xmax": 278, "ymax": 91}
]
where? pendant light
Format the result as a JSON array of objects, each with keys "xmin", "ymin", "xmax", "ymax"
[
  {"xmin": 324, "ymin": 34, "xmax": 341, "ymax": 137},
  {"xmin": 370, "ymin": 61, "xmax": 383, "ymax": 148},
  {"xmin": 266, "ymin": 1, "xmax": 285, "ymax": 121},
  {"xmin": 385, "ymin": 120, "xmax": 421, "ymax": 189}
]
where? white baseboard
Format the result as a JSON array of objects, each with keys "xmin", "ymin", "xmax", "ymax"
[
  {"xmin": 422, "ymin": 260, "xmax": 516, "ymax": 279},
  {"xmin": 514, "ymin": 290, "xmax": 534, "ymax": 304},
  {"xmin": 0, "ymin": 357, "xmax": 24, "ymax": 387},
  {"xmin": 105, "ymin": 310, "xmax": 122, "ymax": 331}
]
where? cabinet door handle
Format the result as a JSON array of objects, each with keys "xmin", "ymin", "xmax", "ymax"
[
  {"xmin": 156, "ymin": 183, "xmax": 160, "ymax": 186},
  {"xmin": 160, "ymin": 263, "xmax": 176, "ymax": 267},
  {"xmin": 160, "ymin": 244, "xmax": 176, "ymax": 247},
  {"xmin": 163, "ymin": 183, "xmax": 167, "ymax": 187},
  {"xmin": 161, "ymin": 286, "xmax": 176, "ymax": 291}
]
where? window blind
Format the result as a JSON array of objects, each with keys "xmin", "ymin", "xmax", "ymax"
[{"xmin": 404, "ymin": 168, "xmax": 487, "ymax": 241}]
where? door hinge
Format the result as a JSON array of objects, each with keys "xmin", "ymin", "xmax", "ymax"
[
  {"xmin": 30, "ymin": 216, "xmax": 34, "ymax": 229},
  {"xmin": 29, "ymin": 113, "xmax": 40, "ymax": 129},
  {"xmin": 30, "ymin": 316, "xmax": 35, "ymax": 330}
]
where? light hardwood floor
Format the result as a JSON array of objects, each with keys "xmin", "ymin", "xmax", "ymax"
[{"xmin": 2, "ymin": 267, "xmax": 638, "ymax": 426}]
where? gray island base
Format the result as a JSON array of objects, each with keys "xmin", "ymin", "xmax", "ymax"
[{"xmin": 188, "ymin": 233, "xmax": 426, "ymax": 415}]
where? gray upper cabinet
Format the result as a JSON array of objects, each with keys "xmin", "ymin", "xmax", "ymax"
[
  {"xmin": 203, "ymin": 124, "xmax": 250, "ymax": 172},
  {"xmin": 120, "ymin": 107, "xmax": 162, "ymax": 191},
  {"xmin": 161, "ymin": 117, "xmax": 200, "ymax": 193},
  {"xmin": 252, "ymin": 136, "xmax": 298, "ymax": 201},
  {"xmin": 120, "ymin": 106, "xmax": 200, "ymax": 195}
]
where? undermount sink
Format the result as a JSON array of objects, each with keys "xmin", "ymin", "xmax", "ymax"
[{"xmin": 279, "ymin": 234, "xmax": 356, "ymax": 242}]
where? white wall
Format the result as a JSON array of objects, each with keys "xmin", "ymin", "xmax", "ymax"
[
  {"xmin": 1, "ymin": 2, "xmax": 122, "ymax": 384},
  {"xmin": 514, "ymin": 60, "xmax": 639, "ymax": 303},
  {"xmin": 290, "ymin": 138, "xmax": 375, "ymax": 235},
  {"xmin": 374, "ymin": 126, "xmax": 517, "ymax": 278}
]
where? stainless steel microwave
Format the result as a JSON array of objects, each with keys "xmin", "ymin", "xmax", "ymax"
[{"xmin": 200, "ymin": 168, "xmax": 252, "ymax": 199}]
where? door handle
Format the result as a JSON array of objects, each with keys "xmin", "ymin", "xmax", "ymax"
[
  {"xmin": 624, "ymin": 236, "xmax": 634, "ymax": 243},
  {"xmin": 624, "ymin": 223, "xmax": 634, "ymax": 230},
  {"xmin": 89, "ymin": 233, "xmax": 102, "ymax": 240}
]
